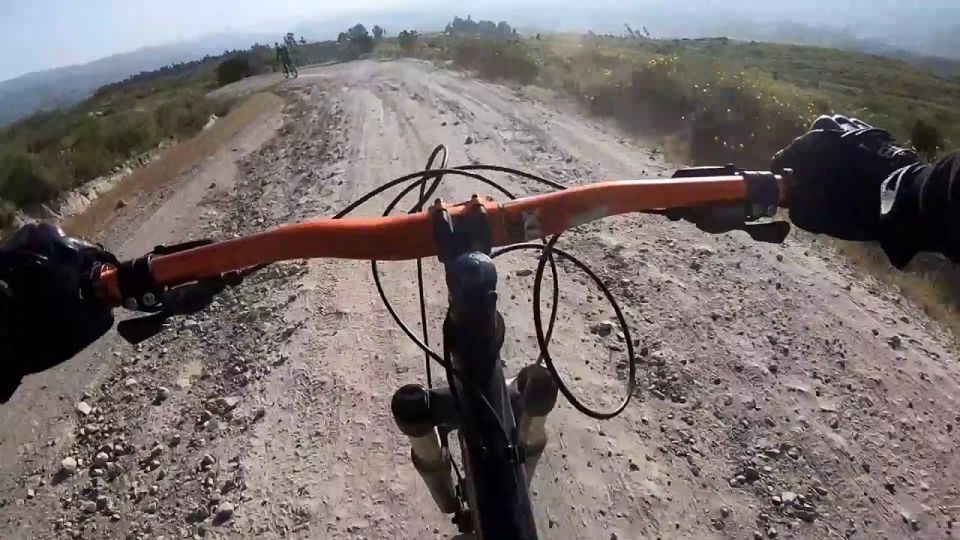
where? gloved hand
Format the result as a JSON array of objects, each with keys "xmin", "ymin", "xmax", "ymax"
[
  {"xmin": 0, "ymin": 223, "xmax": 116, "ymax": 402},
  {"xmin": 772, "ymin": 114, "xmax": 919, "ymax": 240}
]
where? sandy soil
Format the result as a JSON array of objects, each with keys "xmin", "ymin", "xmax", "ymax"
[{"xmin": 1, "ymin": 59, "xmax": 958, "ymax": 540}]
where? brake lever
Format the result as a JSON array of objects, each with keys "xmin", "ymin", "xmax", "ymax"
[
  {"xmin": 116, "ymin": 277, "xmax": 230, "ymax": 344},
  {"xmin": 664, "ymin": 165, "xmax": 791, "ymax": 244},
  {"xmin": 114, "ymin": 238, "xmax": 259, "ymax": 344}
]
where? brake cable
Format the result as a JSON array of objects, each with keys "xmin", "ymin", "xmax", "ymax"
[{"xmin": 339, "ymin": 145, "xmax": 639, "ymax": 422}]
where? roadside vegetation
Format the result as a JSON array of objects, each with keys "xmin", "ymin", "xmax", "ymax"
[
  {"xmin": 2, "ymin": 16, "xmax": 958, "ymax": 332},
  {"xmin": 383, "ymin": 18, "xmax": 960, "ymax": 333}
]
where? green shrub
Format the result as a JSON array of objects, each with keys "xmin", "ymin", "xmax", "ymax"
[
  {"xmin": 453, "ymin": 38, "xmax": 539, "ymax": 84},
  {"xmin": 154, "ymin": 94, "xmax": 210, "ymax": 138},
  {"xmin": 398, "ymin": 30, "xmax": 419, "ymax": 53},
  {"xmin": 208, "ymin": 97, "xmax": 235, "ymax": 118},
  {"xmin": 910, "ymin": 119, "xmax": 943, "ymax": 159},
  {"xmin": 70, "ymin": 144, "xmax": 112, "ymax": 182},
  {"xmin": 0, "ymin": 149, "xmax": 60, "ymax": 206},
  {"xmin": 103, "ymin": 111, "xmax": 157, "ymax": 157},
  {"xmin": 216, "ymin": 56, "xmax": 252, "ymax": 87}
]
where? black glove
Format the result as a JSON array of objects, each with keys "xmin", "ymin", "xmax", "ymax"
[
  {"xmin": 772, "ymin": 114, "xmax": 919, "ymax": 240},
  {"xmin": 0, "ymin": 224, "xmax": 116, "ymax": 402}
]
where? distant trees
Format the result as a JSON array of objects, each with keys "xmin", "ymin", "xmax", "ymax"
[
  {"xmin": 445, "ymin": 16, "xmax": 516, "ymax": 37},
  {"xmin": 372, "ymin": 25, "xmax": 385, "ymax": 41},
  {"xmin": 284, "ymin": 33, "xmax": 297, "ymax": 50},
  {"xmin": 398, "ymin": 30, "xmax": 419, "ymax": 53},
  {"xmin": 911, "ymin": 119, "xmax": 943, "ymax": 159},
  {"xmin": 624, "ymin": 24, "xmax": 650, "ymax": 39},
  {"xmin": 337, "ymin": 24, "xmax": 375, "ymax": 59}
]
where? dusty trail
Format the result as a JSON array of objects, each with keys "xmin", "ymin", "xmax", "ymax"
[{"xmin": 1, "ymin": 59, "xmax": 958, "ymax": 540}]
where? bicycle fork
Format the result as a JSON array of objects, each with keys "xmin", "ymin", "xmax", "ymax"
[{"xmin": 391, "ymin": 364, "xmax": 559, "ymax": 516}]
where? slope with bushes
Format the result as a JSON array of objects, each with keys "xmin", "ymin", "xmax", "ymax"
[
  {"xmin": 389, "ymin": 22, "xmax": 960, "ymax": 332},
  {"xmin": 390, "ymin": 26, "xmax": 958, "ymax": 167}
]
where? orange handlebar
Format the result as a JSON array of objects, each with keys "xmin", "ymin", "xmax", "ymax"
[{"xmin": 98, "ymin": 174, "xmax": 784, "ymax": 304}]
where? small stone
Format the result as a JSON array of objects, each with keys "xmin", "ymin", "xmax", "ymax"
[
  {"xmin": 590, "ymin": 321, "xmax": 615, "ymax": 337},
  {"xmin": 96, "ymin": 495, "xmax": 112, "ymax": 511},
  {"xmin": 765, "ymin": 448, "xmax": 781, "ymax": 459},
  {"xmin": 206, "ymin": 396, "xmax": 241, "ymax": 416},
  {"xmin": 690, "ymin": 260, "xmax": 703, "ymax": 271},
  {"xmin": 861, "ymin": 462, "xmax": 871, "ymax": 473},
  {"xmin": 887, "ymin": 335, "xmax": 903, "ymax": 349},
  {"xmin": 464, "ymin": 135, "xmax": 474, "ymax": 145},
  {"xmin": 884, "ymin": 479, "xmax": 896, "ymax": 494},
  {"xmin": 813, "ymin": 486, "xmax": 828, "ymax": 496},
  {"xmin": 75, "ymin": 402, "xmax": 92, "ymax": 416},
  {"xmin": 90, "ymin": 468, "xmax": 104, "ymax": 477},
  {"xmin": 94, "ymin": 452, "xmax": 110, "ymax": 466},
  {"xmin": 200, "ymin": 454, "xmax": 216, "ymax": 467},
  {"xmin": 720, "ymin": 507, "xmax": 731, "ymax": 518},
  {"xmin": 115, "ymin": 199, "xmax": 127, "ymax": 209},
  {"xmin": 786, "ymin": 447, "xmax": 800, "ymax": 460},
  {"xmin": 742, "ymin": 467, "xmax": 761, "ymax": 482},
  {"xmin": 753, "ymin": 532, "xmax": 763, "ymax": 540},
  {"xmin": 910, "ymin": 519, "xmax": 920, "ymax": 531},
  {"xmin": 155, "ymin": 387, "xmax": 170, "ymax": 403},
  {"xmin": 781, "ymin": 491, "xmax": 797, "ymax": 505},
  {"xmin": 81, "ymin": 500, "xmax": 97, "ymax": 513},
  {"xmin": 26, "ymin": 488, "xmax": 35, "ymax": 499},
  {"xmin": 767, "ymin": 526, "xmax": 778, "ymax": 538},
  {"xmin": 145, "ymin": 500, "xmax": 158, "ymax": 514},
  {"xmin": 776, "ymin": 254, "xmax": 784, "ymax": 262},
  {"xmin": 168, "ymin": 434, "xmax": 182, "ymax": 447},
  {"xmin": 61, "ymin": 457, "xmax": 78, "ymax": 475},
  {"xmin": 124, "ymin": 377, "xmax": 138, "ymax": 387},
  {"xmin": 515, "ymin": 268, "xmax": 534, "ymax": 277},
  {"xmin": 215, "ymin": 502, "xmax": 235, "ymax": 521}
]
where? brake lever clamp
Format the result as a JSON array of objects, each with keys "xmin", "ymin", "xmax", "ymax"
[
  {"xmin": 113, "ymin": 239, "xmax": 246, "ymax": 344},
  {"xmin": 430, "ymin": 195, "xmax": 493, "ymax": 264},
  {"xmin": 668, "ymin": 165, "xmax": 791, "ymax": 244}
]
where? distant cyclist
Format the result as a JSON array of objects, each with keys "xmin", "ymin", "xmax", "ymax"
[
  {"xmin": 1, "ymin": 114, "xmax": 957, "ymax": 400},
  {"xmin": 275, "ymin": 42, "xmax": 294, "ymax": 77}
]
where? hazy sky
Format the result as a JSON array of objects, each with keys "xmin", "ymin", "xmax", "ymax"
[
  {"xmin": 0, "ymin": 0, "xmax": 417, "ymax": 81},
  {"xmin": 1, "ymin": 0, "xmax": 957, "ymax": 82}
]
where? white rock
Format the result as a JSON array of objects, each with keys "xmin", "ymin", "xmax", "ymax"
[{"xmin": 61, "ymin": 457, "xmax": 78, "ymax": 474}]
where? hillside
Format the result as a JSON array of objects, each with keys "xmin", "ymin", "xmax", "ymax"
[{"xmin": 0, "ymin": 33, "xmax": 272, "ymax": 127}]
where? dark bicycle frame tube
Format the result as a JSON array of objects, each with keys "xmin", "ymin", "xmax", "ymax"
[{"xmin": 443, "ymin": 251, "xmax": 538, "ymax": 539}]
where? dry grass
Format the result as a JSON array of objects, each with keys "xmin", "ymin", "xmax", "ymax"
[
  {"xmin": 63, "ymin": 92, "xmax": 282, "ymax": 238},
  {"xmin": 836, "ymin": 242, "xmax": 960, "ymax": 335}
]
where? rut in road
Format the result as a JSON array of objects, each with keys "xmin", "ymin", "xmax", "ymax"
[{"xmin": 2, "ymin": 60, "xmax": 958, "ymax": 540}]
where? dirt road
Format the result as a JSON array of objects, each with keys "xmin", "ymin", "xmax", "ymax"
[{"xmin": 2, "ymin": 59, "xmax": 958, "ymax": 540}]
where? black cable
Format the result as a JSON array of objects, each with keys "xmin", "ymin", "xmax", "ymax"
[
  {"xmin": 414, "ymin": 146, "xmax": 449, "ymax": 388},
  {"xmin": 517, "ymin": 237, "xmax": 636, "ymax": 419},
  {"xmin": 335, "ymin": 144, "xmax": 637, "ymax": 423}
]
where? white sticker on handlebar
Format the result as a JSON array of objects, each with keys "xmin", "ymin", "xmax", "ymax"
[{"xmin": 522, "ymin": 210, "xmax": 542, "ymax": 240}]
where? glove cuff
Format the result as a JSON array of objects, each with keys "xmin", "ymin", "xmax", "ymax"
[{"xmin": 878, "ymin": 164, "xmax": 926, "ymax": 268}]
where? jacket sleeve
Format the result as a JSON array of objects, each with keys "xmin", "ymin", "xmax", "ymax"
[{"xmin": 879, "ymin": 152, "xmax": 960, "ymax": 268}]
